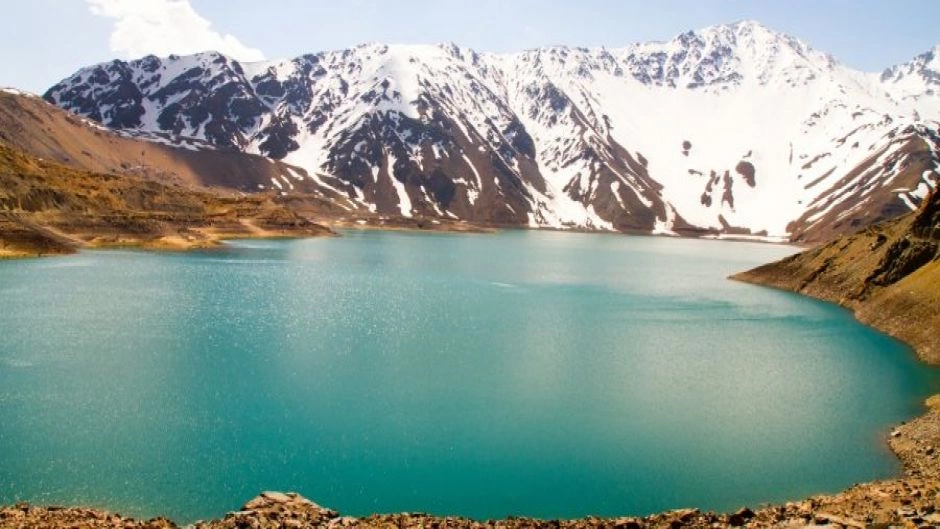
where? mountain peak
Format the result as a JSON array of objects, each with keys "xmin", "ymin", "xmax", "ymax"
[
  {"xmin": 701, "ymin": 19, "xmax": 777, "ymax": 35},
  {"xmin": 615, "ymin": 19, "xmax": 835, "ymax": 89},
  {"xmin": 880, "ymin": 44, "xmax": 940, "ymax": 99},
  {"xmin": 922, "ymin": 44, "xmax": 940, "ymax": 73},
  {"xmin": 40, "ymin": 21, "xmax": 940, "ymax": 240}
]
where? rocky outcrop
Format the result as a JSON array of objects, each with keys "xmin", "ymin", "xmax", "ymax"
[
  {"xmin": 195, "ymin": 492, "xmax": 339, "ymax": 529},
  {"xmin": 913, "ymin": 184, "xmax": 940, "ymax": 239},
  {"xmin": 867, "ymin": 237, "xmax": 937, "ymax": 286}
]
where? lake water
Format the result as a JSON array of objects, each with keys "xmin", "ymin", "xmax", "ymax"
[{"xmin": 0, "ymin": 230, "xmax": 937, "ymax": 523}]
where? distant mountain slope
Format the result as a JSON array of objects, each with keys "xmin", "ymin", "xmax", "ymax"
[
  {"xmin": 733, "ymin": 189, "xmax": 940, "ymax": 363},
  {"xmin": 788, "ymin": 125, "xmax": 940, "ymax": 242},
  {"xmin": 880, "ymin": 45, "xmax": 940, "ymax": 108},
  {"xmin": 44, "ymin": 21, "xmax": 940, "ymax": 240},
  {"xmin": 0, "ymin": 141, "xmax": 330, "ymax": 258},
  {"xmin": 0, "ymin": 90, "xmax": 358, "ymax": 213}
]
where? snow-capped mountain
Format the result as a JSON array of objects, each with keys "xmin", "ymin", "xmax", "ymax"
[
  {"xmin": 881, "ymin": 45, "xmax": 940, "ymax": 105},
  {"xmin": 44, "ymin": 21, "xmax": 940, "ymax": 241}
]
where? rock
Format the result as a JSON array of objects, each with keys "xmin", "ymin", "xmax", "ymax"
[
  {"xmin": 926, "ymin": 395, "xmax": 940, "ymax": 410},
  {"xmin": 820, "ymin": 514, "xmax": 867, "ymax": 528},
  {"xmin": 260, "ymin": 491, "xmax": 293, "ymax": 504},
  {"xmin": 669, "ymin": 508, "xmax": 699, "ymax": 522},
  {"xmin": 728, "ymin": 507, "xmax": 755, "ymax": 526},
  {"xmin": 611, "ymin": 517, "xmax": 642, "ymax": 529},
  {"xmin": 327, "ymin": 516, "xmax": 360, "ymax": 527},
  {"xmin": 217, "ymin": 492, "xmax": 339, "ymax": 529}
]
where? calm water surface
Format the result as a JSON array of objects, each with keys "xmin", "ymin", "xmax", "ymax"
[{"xmin": 0, "ymin": 230, "xmax": 937, "ymax": 522}]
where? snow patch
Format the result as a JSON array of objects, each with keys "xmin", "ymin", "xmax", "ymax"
[{"xmin": 387, "ymin": 153, "xmax": 413, "ymax": 217}]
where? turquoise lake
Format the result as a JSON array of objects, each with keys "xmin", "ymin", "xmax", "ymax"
[{"xmin": 0, "ymin": 230, "xmax": 937, "ymax": 523}]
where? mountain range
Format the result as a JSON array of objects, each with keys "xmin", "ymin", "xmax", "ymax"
[{"xmin": 40, "ymin": 21, "xmax": 940, "ymax": 242}]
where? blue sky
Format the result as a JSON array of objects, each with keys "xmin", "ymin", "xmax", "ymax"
[{"xmin": 3, "ymin": 0, "xmax": 938, "ymax": 94}]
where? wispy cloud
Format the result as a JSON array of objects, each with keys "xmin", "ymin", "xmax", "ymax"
[{"xmin": 86, "ymin": 0, "xmax": 265, "ymax": 61}]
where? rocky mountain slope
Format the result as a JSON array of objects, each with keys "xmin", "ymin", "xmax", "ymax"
[
  {"xmin": 0, "ymin": 141, "xmax": 330, "ymax": 258},
  {"xmin": 0, "ymin": 90, "xmax": 359, "ymax": 214},
  {"xmin": 43, "ymin": 22, "xmax": 940, "ymax": 241},
  {"xmin": 733, "ymin": 188, "xmax": 940, "ymax": 363}
]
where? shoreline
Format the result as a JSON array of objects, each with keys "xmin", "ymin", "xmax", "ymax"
[
  {"xmin": 1, "ymin": 266, "xmax": 938, "ymax": 527},
  {"xmin": 0, "ymin": 219, "xmax": 799, "ymax": 262},
  {"xmin": 0, "ymin": 215, "xmax": 504, "ymax": 260},
  {"xmin": 731, "ymin": 272, "xmax": 938, "ymax": 365},
  {"xmin": 0, "ymin": 220, "xmax": 337, "ymax": 260}
]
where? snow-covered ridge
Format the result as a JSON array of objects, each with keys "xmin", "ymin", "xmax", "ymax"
[
  {"xmin": 881, "ymin": 45, "xmax": 940, "ymax": 117},
  {"xmin": 1, "ymin": 87, "xmax": 38, "ymax": 97},
  {"xmin": 44, "ymin": 21, "xmax": 940, "ymax": 240}
]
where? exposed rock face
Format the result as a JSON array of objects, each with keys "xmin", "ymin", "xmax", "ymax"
[
  {"xmin": 733, "ymin": 161, "xmax": 755, "ymax": 188},
  {"xmin": 195, "ymin": 492, "xmax": 339, "ymax": 529},
  {"xmin": 914, "ymin": 183, "xmax": 940, "ymax": 239},
  {"xmin": 734, "ymin": 189, "xmax": 940, "ymax": 363},
  {"xmin": 0, "ymin": 213, "xmax": 74, "ymax": 257},
  {"xmin": 40, "ymin": 21, "xmax": 940, "ymax": 240},
  {"xmin": 868, "ymin": 237, "xmax": 937, "ymax": 286}
]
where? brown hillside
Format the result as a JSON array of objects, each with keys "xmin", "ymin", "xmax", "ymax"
[
  {"xmin": 0, "ymin": 142, "xmax": 332, "ymax": 258},
  {"xmin": 0, "ymin": 90, "xmax": 358, "ymax": 212}
]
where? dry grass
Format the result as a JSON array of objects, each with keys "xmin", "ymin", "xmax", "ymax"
[{"xmin": 0, "ymin": 143, "xmax": 332, "ymax": 257}]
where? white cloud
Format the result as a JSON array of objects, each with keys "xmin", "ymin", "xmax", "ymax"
[{"xmin": 87, "ymin": 0, "xmax": 265, "ymax": 62}]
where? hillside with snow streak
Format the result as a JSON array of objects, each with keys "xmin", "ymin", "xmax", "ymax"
[{"xmin": 45, "ymin": 21, "xmax": 940, "ymax": 241}]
